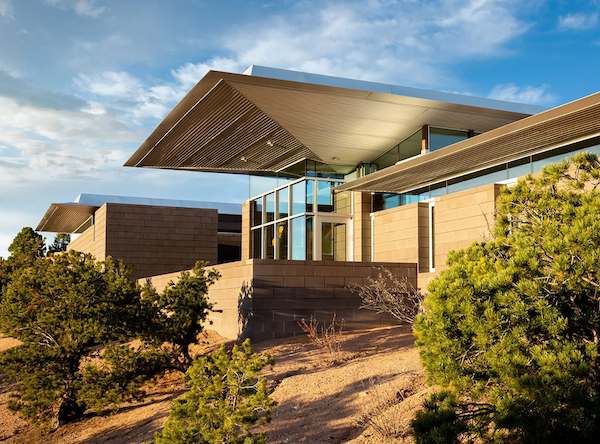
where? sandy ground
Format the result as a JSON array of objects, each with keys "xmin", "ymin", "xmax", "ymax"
[{"xmin": 0, "ymin": 326, "xmax": 427, "ymax": 443}]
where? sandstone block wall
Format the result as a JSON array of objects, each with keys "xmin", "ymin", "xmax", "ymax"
[
  {"xmin": 70, "ymin": 203, "xmax": 219, "ymax": 280},
  {"xmin": 68, "ymin": 205, "xmax": 107, "ymax": 261},
  {"xmin": 432, "ymin": 184, "xmax": 500, "ymax": 273},
  {"xmin": 143, "ymin": 259, "xmax": 417, "ymax": 343}
]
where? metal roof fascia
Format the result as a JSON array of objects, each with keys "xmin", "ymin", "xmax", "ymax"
[{"xmin": 336, "ymin": 91, "xmax": 600, "ymax": 193}]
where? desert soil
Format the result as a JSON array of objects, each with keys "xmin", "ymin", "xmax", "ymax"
[{"xmin": 0, "ymin": 325, "xmax": 427, "ymax": 443}]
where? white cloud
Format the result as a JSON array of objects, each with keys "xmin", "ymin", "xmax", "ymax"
[
  {"xmin": 488, "ymin": 83, "xmax": 556, "ymax": 105},
  {"xmin": 219, "ymin": 0, "xmax": 532, "ymax": 87},
  {"xmin": 43, "ymin": 0, "xmax": 105, "ymax": 18},
  {"xmin": 75, "ymin": 71, "xmax": 144, "ymax": 99},
  {"xmin": 74, "ymin": 58, "xmax": 245, "ymax": 124},
  {"xmin": 559, "ymin": 12, "xmax": 598, "ymax": 30},
  {"xmin": 74, "ymin": 0, "xmax": 105, "ymax": 18},
  {"xmin": 0, "ymin": 0, "xmax": 13, "ymax": 19}
]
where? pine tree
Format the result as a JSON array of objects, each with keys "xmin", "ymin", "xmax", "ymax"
[
  {"xmin": 7, "ymin": 227, "xmax": 45, "ymax": 261},
  {"xmin": 154, "ymin": 340, "xmax": 275, "ymax": 444},
  {"xmin": 413, "ymin": 152, "xmax": 600, "ymax": 443},
  {"xmin": 47, "ymin": 233, "xmax": 71, "ymax": 255},
  {"xmin": 142, "ymin": 261, "xmax": 220, "ymax": 370},
  {"xmin": 0, "ymin": 251, "xmax": 164, "ymax": 428}
]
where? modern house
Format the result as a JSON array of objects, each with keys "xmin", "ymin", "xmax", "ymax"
[
  {"xmin": 36, "ymin": 193, "xmax": 242, "ymax": 280},
  {"xmin": 42, "ymin": 66, "xmax": 600, "ymax": 342}
]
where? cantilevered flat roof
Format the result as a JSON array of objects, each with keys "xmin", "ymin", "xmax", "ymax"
[
  {"xmin": 125, "ymin": 66, "xmax": 544, "ymax": 174},
  {"xmin": 36, "ymin": 193, "xmax": 242, "ymax": 233},
  {"xmin": 336, "ymin": 91, "xmax": 600, "ymax": 194}
]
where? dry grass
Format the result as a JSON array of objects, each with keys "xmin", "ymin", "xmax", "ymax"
[
  {"xmin": 349, "ymin": 267, "xmax": 424, "ymax": 325},
  {"xmin": 297, "ymin": 314, "xmax": 345, "ymax": 364}
]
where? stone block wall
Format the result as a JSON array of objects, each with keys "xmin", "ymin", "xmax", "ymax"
[
  {"xmin": 432, "ymin": 184, "xmax": 500, "ymax": 273},
  {"xmin": 370, "ymin": 182, "xmax": 501, "ymax": 289},
  {"xmin": 68, "ymin": 205, "xmax": 107, "ymax": 261},
  {"xmin": 143, "ymin": 259, "xmax": 417, "ymax": 343},
  {"xmin": 70, "ymin": 203, "xmax": 219, "ymax": 280}
]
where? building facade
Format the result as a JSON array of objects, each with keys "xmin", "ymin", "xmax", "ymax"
[
  {"xmin": 43, "ymin": 66, "xmax": 600, "ymax": 342},
  {"xmin": 37, "ymin": 194, "xmax": 242, "ymax": 280}
]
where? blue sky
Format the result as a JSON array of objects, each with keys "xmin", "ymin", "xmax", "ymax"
[{"xmin": 0, "ymin": 0, "xmax": 599, "ymax": 257}]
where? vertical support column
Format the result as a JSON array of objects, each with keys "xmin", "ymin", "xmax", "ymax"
[
  {"xmin": 417, "ymin": 202, "xmax": 430, "ymax": 273},
  {"xmin": 352, "ymin": 191, "xmax": 372, "ymax": 262},
  {"xmin": 421, "ymin": 125, "xmax": 429, "ymax": 154},
  {"xmin": 241, "ymin": 201, "xmax": 251, "ymax": 261}
]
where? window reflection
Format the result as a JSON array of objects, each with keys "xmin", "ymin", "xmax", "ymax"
[
  {"xmin": 265, "ymin": 193, "xmax": 275, "ymax": 223},
  {"xmin": 292, "ymin": 181, "xmax": 305, "ymax": 215},
  {"xmin": 277, "ymin": 187, "xmax": 288, "ymax": 219}
]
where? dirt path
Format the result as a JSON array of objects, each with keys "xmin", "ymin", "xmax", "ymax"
[{"xmin": 0, "ymin": 326, "xmax": 426, "ymax": 443}]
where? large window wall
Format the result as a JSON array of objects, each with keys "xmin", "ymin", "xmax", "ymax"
[
  {"xmin": 250, "ymin": 178, "xmax": 352, "ymax": 261},
  {"xmin": 372, "ymin": 139, "xmax": 600, "ymax": 212}
]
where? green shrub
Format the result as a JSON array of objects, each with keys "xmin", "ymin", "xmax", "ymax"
[
  {"xmin": 0, "ymin": 251, "xmax": 165, "ymax": 428},
  {"xmin": 142, "ymin": 261, "xmax": 219, "ymax": 370},
  {"xmin": 154, "ymin": 339, "xmax": 275, "ymax": 444},
  {"xmin": 413, "ymin": 153, "xmax": 600, "ymax": 443}
]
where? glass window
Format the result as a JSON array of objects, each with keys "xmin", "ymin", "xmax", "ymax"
[
  {"xmin": 508, "ymin": 158, "xmax": 531, "ymax": 179},
  {"xmin": 447, "ymin": 165, "xmax": 507, "ymax": 194},
  {"xmin": 265, "ymin": 193, "xmax": 275, "ymax": 223},
  {"xmin": 430, "ymin": 182, "xmax": 447, "ymax": 198},
  {"xmin": 277, "ymin": 187, "xmax": 289, "ymax": 219},
  {"xmin": 251, "ymin": 198, "xmax": 262, "ymax": 226},
  {"xmin": 249, "ymin": 176, "xmax": 278, "ymax": 198},
  {"xmin": 317, "ymin": 181, "xmax": 334, "ymax": 212},
  {"xmin": 306, "ymin": 216, "xmax": 314, "ymax": 260},
  {"xmin": 277, "ymin": 221, "xmax": 288, "ymax": 260},
  {"xmin": 373, "ymin": 193, "xmax": 401, "ymax": 212},
  {"xmin": 398, "ymin": 130, "xmax": 423, "ymax": 161},
  {"xmin": 402, "ymin": 185, "xmax": 430, "ymax": 204},
  {"xmin": 429, "ymin": 128, "xmax": 469, "ymax": 152},
  {"xmin": 291, "ymin": 216, "xmax": 306, "ymax": 260},
  {"xmin": 292, "ymin": 181, "xmax": 306, "ymax": 215},
  {"xmin": 374, "ymin": 146, "xmax": 398, "ymax": 169},
  {"xmin": 252, "ymin": 228, "xmax": 262, "ymax": 259},
  {"xmin": 531, "ymin": 143, "xmax": 600, "ymax": 173},
  {"xmin": 265, "ymin": 224, "xmax": 274, "ymax": 259},
  {"xmin": 306, "ymin": 180, "xmax": 314, "ymax": 212}
]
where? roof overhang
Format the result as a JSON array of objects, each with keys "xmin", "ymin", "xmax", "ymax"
[
  {"xmin": 36, "ymin": 203, "xmax": 97, "ymax": 233},
  {"xmin": 125, "ymin": 66, "xmax": 543, "ymax": 174},
  {"xmin": 336, "ymin": 91, "xmax": 600, "ymax": 194},
  {"xmin": 36, "ymin": 194, "xmax": 244, "ymax": 234}
]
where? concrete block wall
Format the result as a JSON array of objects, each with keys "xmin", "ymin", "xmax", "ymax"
[
  {"xmin": 372, "ymin": 203, "xmax": 421, "ymax": 264},
  {"xmin": 432, "ymin": 183, "xmax": 500, "ymax": 273},
  {"xmin": 249, "ymin": 259, "xmax": 416, "ymax": 342},
  {"xmin": 218, "ymin": 232, "xmax": 242, "ymax": 247},
  {"xmin": 143, "ymin": 259, "xmax": 417, "ymax": 343},
  {"xmin": 68, "ymin": 205, "xmax": 107, "ymax": 261},
  {"xmin": 241, "ymin": 201, "xmax": 251, "ymax": 260},
  {"xmin": 353, "ymin": 191, "xmax": 372, "ymax": 262},
  {"xmin": 103, "ymin": 203, "xmax": 219, "ymax": 280},
  {"xmin": 370, "ymin": 182, "xmax": 501, "ymax": 290}
]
